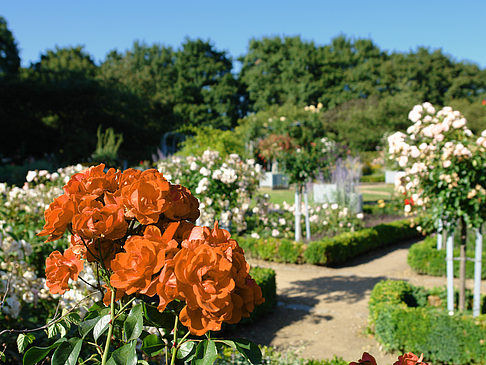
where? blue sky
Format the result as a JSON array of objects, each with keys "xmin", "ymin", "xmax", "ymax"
[{"xmin": 3, "ymin": 0, "xmax": 486, "ymax": 68}]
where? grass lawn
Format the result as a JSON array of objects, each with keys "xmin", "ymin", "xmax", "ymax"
[{"xmin": 259, "ymin": 183, "xmax": 395, "ymax": 205}]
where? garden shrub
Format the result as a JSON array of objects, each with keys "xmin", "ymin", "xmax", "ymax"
[
  {"xmin": 408, "ymin": 236, "xmax": 486, "ymax": 279},
  {"xmin": 277, "ymin": 239, "xmax": 304, "ymax": 263},
  {"xmin": 304, "ymin": 219, "xmax": 421, "ymax": 266},
  {"xmin": 369, "ymin": 280, "xmax": 486, "ymax": 365},
  {"xmin": 239, "ymin": 219, "xmax": 420, "ymax": 266},
  {"xmin": 248, "ymin": 267, "xmax": 277, "ymax": 322},
  {"xmin": 360, "ymin": 174, "xmax": 385, "ymax": 183}
]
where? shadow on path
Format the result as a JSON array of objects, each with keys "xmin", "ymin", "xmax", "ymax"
[
  {"xmin": 281, "ymin": 274, "xmax": 388, "ymax": 304},
  {"xmin": 227, "ymin": 274, "xmax": 387, "ymax": 347}
]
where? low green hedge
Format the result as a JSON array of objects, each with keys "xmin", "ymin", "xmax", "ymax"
[
  {"xmin": 408, "ymin": 236, "xmax": 486, "ymax": 279},
  {"xmin": 304, "ymin": 219, "xmax": 421, "ymax": 266},
  {"xmin": 369, "ymin": 280, "xmax": 486, "ymax": 365},
  {"xmin": 238, "ymin": 219, "xmax": 421, "ymax": 266},
  {"xmin": 248, "ymin": 266, "xmax": 277, "ymax": 322},
  {"xmin": 360, "ymin": 174, "xmax": 385, "ymax": 183}
]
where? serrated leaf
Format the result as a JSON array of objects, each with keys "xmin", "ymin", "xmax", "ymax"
[
  {"xmin": 142, "ymin": 302, "xmax": 175, "ymax": 329},
  {"xmin": 233, "ymin": 338, "xmax": 262, "ymax": 364},
  {"xmin": 22, "ymin": 338, "xmax": 66, "ymax": 365},
  {"xmin": 47, "ymin": 322, "xmax": 68, "ymax": 339},
  {"xmin": 78, "ymin": 316, "xmax": 101, "ymax": 338},
  {"xmin": 66, "ymin": 312, "xmax": 82, "ymax": 326},
  {"xmin": 176, "ymin": 341, "xmax": 196, "ymax": 361},
  {"xmin": 51, "ymin": 337, "xmax": 83, "ymax": 365},
  {"xmin": 106, "ymin": 341, "xmax": 137, "ymax": 365},
  {"xmin": 124, "ymin": 303, "xmax": 143, "ymax": 341},
  {"xmin": 93, "ymin": 314, "xmax": 111, "ymax": 342},
  {"xmin": 193, "ymin": 340, "xmax": 218, "ymax": 365},
  {"xmin": 141, "ymin": 334, "xmax": 165, "ymax": 357},
  {"xmin": 17, "ymin": 333, "xmax": 35, "ymax": 353}
]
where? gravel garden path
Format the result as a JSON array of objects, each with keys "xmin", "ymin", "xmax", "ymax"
[{"xmin": 235, "ymin": 239, "xmax": 486, "ymax": 364}]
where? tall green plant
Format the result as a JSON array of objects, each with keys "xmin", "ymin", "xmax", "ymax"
[{"xmin": 91, "ymin": 126, "xmax": 123, "ymax": 167}]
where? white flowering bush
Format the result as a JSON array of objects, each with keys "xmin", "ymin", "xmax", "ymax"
[
  {"xmin": 387, "ymin": 102, "xmax": 486, "ymax": 229},
  {"xmin": 247, "ymin": 194, "xmax": 364, "ymax": 239},
  {"xmin": 157, "ymin": 150, "xmax": 263, "ymax": 232}
]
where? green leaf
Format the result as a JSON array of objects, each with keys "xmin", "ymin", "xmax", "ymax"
[
  {"xmin": 51, "ymin": 338, "xmax": 83, "ymax": 365},
  {"xmin": 176, "ymin": 341, "xmax": 196, "ymax": 361},
  {"xmin": 106, "ymin": 341, "xmax": 138, "ymax": 365},
  {"xmin": 17, "ymin": 333, "xmax": 35, "ymax": 353},
  {"xmin": 142, "ymin": 302, "xmax": 175, "ymax": 329},
  {"xmin": 193, "ymin": 340, "xmax": 218, "ymax": 365},
  {"xmin": 124, "ymin": 303, "xmax": 143, "ymax": 341},
  {"xmin": 47, "ymin": 321, "xmax": 69, "ymax": 339},
  {"xmin": 78, "ymin": 316, "xmax": 101, "ymax": 338},
  {"xmin": 137, "ymin": 361, "xmax": 150, "ymax": 365},
  {"xmin": 66, "ymin": 312, "xmax": 82, "ymax": 326},
  {"xmin": 141, "ymin": 334, "xmax": 165, "ymax": 357},
  {"xmin": 233, "ymin": 338, "xmax": 262, "ymax": 364},
  {"xmin": 93, "ymin": 314, "xmax": 111, "ymax": 342},
  {"xmin": 23, "ymin": 338, "xmax": 66, "ymax": 365}
]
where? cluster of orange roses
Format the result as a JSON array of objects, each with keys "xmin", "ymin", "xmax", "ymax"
[
  {"xmin": 39, "ymin": 164, "xmax": 263, "ymax": 335},
  {"xmin": 350, "ymin": 352, "xmax": 428, "ymax": 365}
]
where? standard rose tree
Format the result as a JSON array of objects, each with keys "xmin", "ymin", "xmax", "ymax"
[{"xmin": 22, "ymin": 164, "xmax": 264, "ymax": 365}]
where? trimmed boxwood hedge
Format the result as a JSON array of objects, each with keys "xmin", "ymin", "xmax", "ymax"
[
  {"xmin": 248, "ymin": 266, "xmax": 277, "ymax": 321},
  {"xmin": 408, "ymin": 236, "xmax": 486, "ymax": 279},
  {"xmin": 238, "ymin": 219, "xmax": 421, "ymax": 266},
  {"xmin": 369, "ymin": 280, "xmax": 486, "ymax": 365}
]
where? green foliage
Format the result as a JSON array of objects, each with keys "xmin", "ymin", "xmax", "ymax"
[
  {"xmin": 0, "ymin": 16, "xmax": 20, "ymax": 77},
  {"xmin": 239, "ymin": 219, "xmax": 420, "ymax": 266},
  {"xmin": 248, "ymin": 267, "xmax": 277, "ymax": 322},
  {"xmin": 360, "ymin": 174, "xmax": 385, "ymax": 183},
  {"xmin": 91, "ymin": 126, "xmax": 123, "ymax": 167},
  {"xmin": 177, "ymin": 126, "xmax": 246, "ymax": 158},
  {"xmin": 408, "ymin": 236, "xmax": 486, "ymax": 279},
  {"xmin": 217, "ymin": 346, "xmax": 348, "ymax": 365},
  {"xmin": 369, "ymin": 280, "xmax": 486, "ymax": 364},
  {"xmin": 304, "ymin": 219, "xmax": 421, "ymax": 266}
]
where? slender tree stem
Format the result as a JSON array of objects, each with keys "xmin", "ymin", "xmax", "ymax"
[
  {"xmin": 170, "ymin": 315, "xmax": 179, "ymax": 365},
  {"xmin": 101, "ymin": 288, "xmax": 116, "ymax": 365}
]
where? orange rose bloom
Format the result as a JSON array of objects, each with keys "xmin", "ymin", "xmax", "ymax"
[
  {"xmin": 69, "ymin": 234, "xmax": 87, "ymax": 258},
  {"xmin": 110, "ymin": 230, "xmax": 176, "ymax": 295},
  {"xmin": 122, "ymin": 169, "xmax": 170, "ymax": 224},
  {"xmin": 72, "ymin": 198, "xmax": 127, "ymax": 240},
  {"xmin": 164, "ymin": 184, "xmax": 200, "ymax": 222},
  {"xmin": 230, "ymin": 276, "xmax": 264, "ymax": 322},
  {"xmin": 38, "ymin": 194, "xmax": 75, "ymax": 242},
  {"xmin": 174, "ymin": 244, "xmax": 235, "ymax": 334},
  {"xmin": 86, "ymin": 238, "xmax": 121, "ymax": 269},
  {"xmin": 119, "ymin": 168, "xmax": 141, "ymax": 190},
  {"xmin": 45, "ymin": 248, "xmax": 84, "ymax": 294},
  {"xmin": 394, "ymin": 353, "xmax": 427, "ymax": 365}
]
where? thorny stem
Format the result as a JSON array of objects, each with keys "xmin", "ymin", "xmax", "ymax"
[
  {"xmin": 112, "ymin": 297, "xmax": 136, "ymax": 321},
  {"xmin": 101, "ymin": 286, "xmax": 116, "ymax": 365},
  {"xmin": 170, "ymin": 315, "xmax": 179, "ymax": 365}
]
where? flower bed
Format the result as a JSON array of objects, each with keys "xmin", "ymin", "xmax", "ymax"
[
  {"xmin": 238, "ymin": 219, "xmax": 421, "ymax": 266},
  {"xmin": 369, "ymin": 280, "xmax": 486, "ymax": 364},
  {"xmin": 408, "ymin": 236, "xmax": 486, "ymax": 279}
]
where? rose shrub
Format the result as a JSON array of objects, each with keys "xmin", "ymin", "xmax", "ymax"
[{"xmin": 12, "ymin": 163, "xmax": 264, "ymax": 365}]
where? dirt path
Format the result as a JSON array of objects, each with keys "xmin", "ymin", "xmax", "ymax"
[{"xmin": 233, "ymin": 240, "xmax": 486, "ymax": 364}]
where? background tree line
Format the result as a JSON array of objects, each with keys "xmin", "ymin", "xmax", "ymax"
[{"xmin": 1, "ymin": 15, "xmax": 486, "ymax": 167}]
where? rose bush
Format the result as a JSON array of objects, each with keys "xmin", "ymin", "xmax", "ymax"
[
  {"xmin": 9, "ymin": 163, "xmax": 264, "ymax": 365},
  {"xmin": 157, "ymin": 150, "xmax": 262, "ymax": 233}
]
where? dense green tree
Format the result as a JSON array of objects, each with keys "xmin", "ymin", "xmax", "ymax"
[
  {"xmin": 172, "ymin": 38, "xmax": 241, "ymax": 129},
  {"xmin": 239, "ymin": 36, "xmax": 323, "ymax": 111},
  {"xmin": 0, "ymin": 16, "xmax": 20, "ymax": 77}
]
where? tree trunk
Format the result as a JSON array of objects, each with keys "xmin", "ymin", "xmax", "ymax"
[
  {"xmin": 294, "ymin": 185, "xmax": 302, "ymax": 242},
  {"xmin": 459, "ymin": 217, "xmax": 467, "ymax": 311},
  {"xmin": 303, "ymin": 183, "xmax": 311, "ymax": 241}
]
